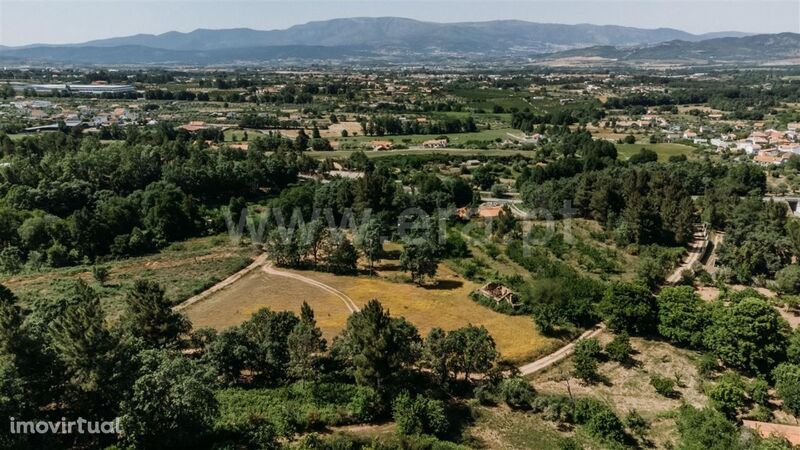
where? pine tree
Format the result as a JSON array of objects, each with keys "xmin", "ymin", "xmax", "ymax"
[
  {"xmin": 287, "ymin": 302, "xmax": 327, "ymax": 380},
  {"xmin": 49, "ymin": 281, "xmax": 119, "ymax": 414},
  {"xmin": 122, "ymin": 280, "xmax": 191, "ymax": 349}
]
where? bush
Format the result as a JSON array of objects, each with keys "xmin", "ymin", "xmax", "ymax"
[
  {"xmin": 499, "ymin": 377, "xmax": 536, "ymax": 410},
  {"xmin": 605, "ymin": 332, "xmax": 632, "ymax": 363},
  {"xmin": 697, "ymin": 353, "xmax": 718, "ymax": 379},
  {"xmin": 573, "ymin": 398, "xmax": 626, "ymax": 444},
  {"xmin": 92, "ymin": 265, "xmax": 110, "ymax": 285},
  {"xmin": 709, "ymin": 373, "xmax": 746, "ymax": 419},
  {"xmin": 774, "ymin": 363, "xmax": 800, "ymax": 416},
  {"xmin": 473, "ymin": 384, "xmax": 498, "ymax": 406},
  {"xmin": 748, "ymin": 378, "xmax": 770, "ymax": 406},
  {"xmin": 392, "ymin": 392, "xmax": 448, "ymax": 437},
  {"xmin": 573, "ymin": 338, "xmax": 602, "ymax": 381},
  {"xmin": 532, "ymin": 395, "xmax": 572, "ymax": 423},
  {"xmin": 649, "ymin": 374, "xmax": 676, "ymax": 397},
  {"xmin": 775, "ymin": 265, "xmax": 800, "ymax": 294},
  {"xmin": 347, "ymin": 386, "xmax": 381, "ymax": 422}
]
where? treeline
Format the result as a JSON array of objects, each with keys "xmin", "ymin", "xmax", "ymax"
[
  {"xmin": 0, "ymin": 132, "xmax": 301, "ymax": 272},
  {"xmin": 360, "ymin": 115, "xmax": 477, "ymax": 136},
  {"xmin": 510, "ymin": 103, "xmax": 605, "ymax": 131},
  {"xmin": 604, "ymin": 82, "xmax": 800, "ymax": 115}
]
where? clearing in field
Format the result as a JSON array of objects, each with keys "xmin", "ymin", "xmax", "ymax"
[
  {"xmin": 185, "ymin": 269, "xmax": 351, "ymax": 340},
  {"xmin": 185, "ymin": 262, "xmax": 559, "ymax": 364}
]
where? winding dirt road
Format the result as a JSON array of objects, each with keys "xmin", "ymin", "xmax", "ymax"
[
  {"xmin": 261, "ymin": 264, "xmax": 360, "ymax": 313},
  {"xmin": 518, "ymin": 324, "xmax": 607, "ymax": 375}
]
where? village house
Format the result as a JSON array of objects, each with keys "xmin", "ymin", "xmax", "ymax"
[
  {"xmin": 422, "ymin": 138, "xmax": 448, "ymax": 148},
  {"xmin": 370, "ymin": 140, "xmax": 394, "ymax": 151}
]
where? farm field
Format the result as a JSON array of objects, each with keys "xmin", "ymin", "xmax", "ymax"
[
  {"xmin": 305, "ymin": 147, "xmax": 530, "ymax": 159},
  {"xmin": 335, "ymin": 127, "xmax": 518, "ymax": 145},
  {"xmin": 0, "ymin": 235, "xmax": 257, "ymax": 317},
  {"xmin": 616, "ymin": 142, "xmax": 696, "ymax": 161},
  {"xmin": 185, "ymin": 269, "xmax": 351, "ymax": 340},
  {"xmin": 186, "ymin": 262, "xmax": 560, "ymax": 364}
]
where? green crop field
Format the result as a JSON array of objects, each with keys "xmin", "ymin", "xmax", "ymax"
[{"xmin": 616, "ymin": 142, "xmax": 696, "ymax": 161}]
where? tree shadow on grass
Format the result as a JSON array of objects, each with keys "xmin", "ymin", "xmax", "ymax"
[{"xmin": 422, "ymin": 279, "xmax": 464, "ymax": 290}]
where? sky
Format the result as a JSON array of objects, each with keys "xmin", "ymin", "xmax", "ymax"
[{"xmin": 1, "ymin": 0, "xmax": 798, "ymax": 46}]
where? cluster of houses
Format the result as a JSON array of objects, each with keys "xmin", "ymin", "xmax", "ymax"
[
  {"xmin": 2, "ymin": 99, "xmax": 152, "ymax": 133},
  {"xmin": 713, "ymin": 123, "xmax": 800, "ymax": 166}
]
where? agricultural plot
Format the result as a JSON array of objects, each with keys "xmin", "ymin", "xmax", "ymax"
[
  {"xmin": 185, "ymin": 262, "xmax": 561, "ymax": 364},
  {"xmin": 0, "ymin": 235, "xmax": 256, "ymax": 318}
]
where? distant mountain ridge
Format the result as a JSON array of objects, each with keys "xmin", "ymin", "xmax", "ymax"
[
  {"xmin": 71, "ymin": 18, "xmax": 743, "ymax": 52},
  {"xmin": 0, "ymin": 17, "xmax": 792, "ymax": 66},
  {"xmin": 546, "ymin": 32, "xmax": 800, "ymax": 62}
]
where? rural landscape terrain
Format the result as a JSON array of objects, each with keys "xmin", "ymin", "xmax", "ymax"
[{"xmin": 1, "ymin": 10, "xmax": 800, "ymax": 450}]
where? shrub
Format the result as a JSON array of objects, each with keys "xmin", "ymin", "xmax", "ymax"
[
  {"xmin": 347, "ymin": 386, "xmax": 381, "ymax": 422},
  {"xmin": 92, "ymin": 265, "xmax": 110, "ymax": 285},
  {"xmin": 605, "ymin": 332, "xmax": 632, "ymax": 363},
  {"xmin": 573, "ymin": 398, "xmax": 626, "ymax": 444},
  {"xmin": 392, "ymin": 392, "xmax": 448, "ymax": 437},
  {"xmin": 774, "ymin": 363, "xmax": 800, "ymax": 416},
  {"xmin": 709, "ymin": 373, "xmax": 746, "ymax": 419},
  {"xmin": 747, "ymin": 378, "xmax": 770, "ymax": 406},
  {"xmin": 499, "ymin": 377, "xmax": 536, "ymax": 410},
  {"xmin": 473, "ymin": 384, "xmax": 498, "ymax": 406},
  {"xmin": 532, "ymin": 395, "xmax": 572, "ymax": 423},
  {"xmin": 775, "ymin": 265, "xmax": 800, "ymax": 294},
  {"xmin": 649, "ymin": 374, "xmax": 676, "ymax": 397},
  {"xmin": 625, "ymin": 409, "xmax": 648, "ymax": 441},
  {"xmin": 573, "ymin": 338, "xmax": 602, "ymax": 381},
  {"xmin": 697, "ymin": 353, "xmax": 718, "ymax": 379}
]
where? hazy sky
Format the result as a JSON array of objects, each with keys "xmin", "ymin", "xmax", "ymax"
[{"xmin": 1, "ymin": 0, "xmax": 798, "ymax": 46}]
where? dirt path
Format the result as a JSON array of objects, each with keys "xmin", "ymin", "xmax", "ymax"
[
  {"xmin": 173, "ymin": 253, "xmax": 269, "ymax": 312},
  {"xmin": 261, "ymin": 264, "xmax": 360, "ymax": 313},
  {"xmin": 518, "ymin": 324, "xmax": 606, "ymax": 375},
  {"xmin": 666, "ymin": 225, "xmax": 709, "ymax": 284}
]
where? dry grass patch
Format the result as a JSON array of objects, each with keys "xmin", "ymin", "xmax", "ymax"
[
  {"xmin": 287, "ymin": 265, "xmax": 560, "ymax": 364},
  {"xmin": 185, "ymin": 270, "xmax": 351, "ymax": 340}
]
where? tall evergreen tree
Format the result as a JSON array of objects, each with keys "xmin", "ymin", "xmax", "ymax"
[
  {"xmin": 122, "ymin": 280, "xmax": 191, "ymax": 349},
  {"xmin": 287, "ymin": 302, "xmax": 327, "ymax": 380}
]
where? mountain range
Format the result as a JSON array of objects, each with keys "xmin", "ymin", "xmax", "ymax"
[{"xmin": 0, "ymin": 17, "xmax": 795, "ymax": 66}]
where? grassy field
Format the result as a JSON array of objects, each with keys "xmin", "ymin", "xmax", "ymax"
[
  {"xmin": 185, "ymin": 258, "xmax": 560, "ymax": 364},
  {"xmin": 0, "ymin": 235, "xmax": 257, "ymax": 318},
  {"xmin": 186, "ymin": 269, "xmax": 351, "ymax": 340},
  {"xmin": 616, "ymin": 142, "xmax": 696, "ymax": 162},
  {"xmin": 334, "ymin": 127, "xmax": 518, "ymax": 146}
]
